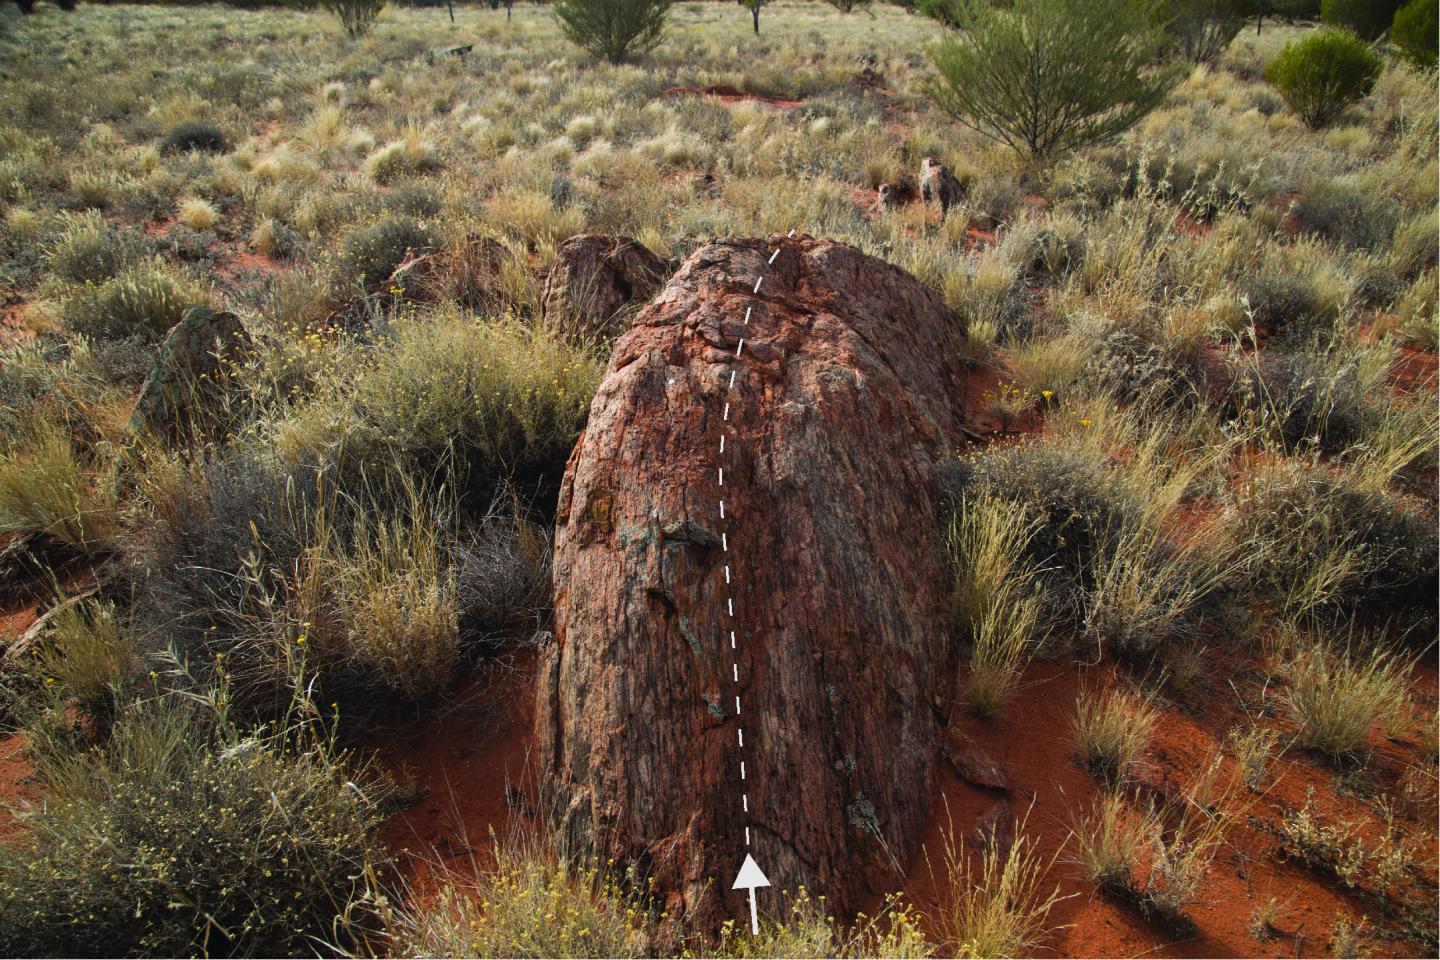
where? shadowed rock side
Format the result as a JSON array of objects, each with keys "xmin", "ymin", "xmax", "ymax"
[
  {"xmin": 541, "ymin": 234, "xmax": 671, "ymax": 344},
  {"xmin": 536, "ymin": 235, "xmax": 971, "ymax": 926}
]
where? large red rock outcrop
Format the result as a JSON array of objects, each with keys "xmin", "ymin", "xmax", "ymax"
[{"xmin": 536, "ymin": 235, "xmax": 971, "ymax": 926}]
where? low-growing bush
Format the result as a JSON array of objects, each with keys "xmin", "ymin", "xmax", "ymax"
[
  {"xmin": 943, "ymin": 440, "xmax": 1138, "ymax": 614},
  {"xmin": 1265, "ymin": 29, "xmax": 1383, "ymax": 129},
  {"xmin": 61, "ymin": 260, "xmax": 207, "ymax": 341},
  {"xmin": 0, "ymin": 697, "xmax": 383, "ymax": 957},
  {"xmin": 274, "ymin": 313, "xmax": 600, "ymax": 500},
  {"xmin": 159, "ymin": 120, "xmax": 228, "ymax": 156},
  {"xmin": 1291, "ymin": 175, "xmax": 1401, "ymax": 252},
  {"xmin": 363, "ymin": 133, "xmax": 441, "ymax": 184},
  {"xmin": 330, "ymin": 214, "xmax": 438, "ymax": 297},
  {"xmin": 48, "ymin": 212, "xmax": 144, "ymax": 283},
  {"xmin": 385, "ymin": 833, "xmax": 650, "ymax": 958},
  {"xmin": 1230, "ymin": 463, "xmax": 1438, "ymax": 622},
  {"xmin": 1392, "ymin": 0, "xmax": 1438, "ymax": 69}
]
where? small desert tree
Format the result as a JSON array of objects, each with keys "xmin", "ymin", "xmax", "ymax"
[
  {"xmin": 1265, "ymin": 28, "xmax": 1383, "ymax": 128},
  {"xmin": 928, "ymin": 0, "xmax": 1184, "ymax": 162},
  {"xmin": 1157, "ymin": 0, "xmax": 1250, "ymax": 63},
  {"xmin": 324, "ymin": 0, "xmax": 386, "ymax": 38},
  {"xmin": 554, "ymin": 0, "xmax": 673, "ymax": 64}
]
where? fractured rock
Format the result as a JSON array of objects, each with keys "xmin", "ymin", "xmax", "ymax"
[
  {"xmin": 541, "ymin": 234, "xmax": 671, "ymax": 344},
  {"xmin": 943, "ymin": 726, "xmax": 1011, "ymax": 792},
  {"xmin": 128, "ymin": 306, "xmax": 251, "ymax": 444},
  {"xmin": 537, "ymin": 234, "xmax": 971, "ymax": 925}
]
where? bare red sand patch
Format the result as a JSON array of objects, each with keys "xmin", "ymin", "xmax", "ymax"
[
  {"xmin": 661, "ymin": 84, "xmax": 804, "ymax": 109},
  {"xmin": 370, "ymin": 649, "xmax": 539, "ymax": 895}
]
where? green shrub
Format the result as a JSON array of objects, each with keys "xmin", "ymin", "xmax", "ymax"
[
  {"xmin": 943, "ymin": 440, "xmax": 1138, "ymax": 613},
  {"xmin": 917, "ymin": 0, "xmax": 965, "ymax": 26},
  {"xmin": 330, "ymin": 214, "xmax": 438, "ymax": 297},
  {"xmin": 1321, "ymin": 0, "xmax": 1402, "ymax": 40},
  {"xmin": 1392, "ymin": 0, "xmax": 1439, "ymax": 68},
  {"xmin": 927, "ymin": 0, "xmax": 1183, "ymax": 160},
  {"xmin": 553, "ymin": 0, "xmax": 672, "ymax": 65},
  {"xmin": 1232, "ymin": 463, "xmax": 1438, "ymax": 621},
  {"xmin": 159, "ymin": 120, "xmax": 228, "ymax": 156},
  {"xmin": 0, "ymin": 698, "xmax": 383, "ymax": 957},
  {"xmin": 48, "ymin": 212, "xmax": 144, "ymax": 283},
  {"xmin": 825, "ymin": 0, "xmax": 874, "ymax": 11},
  {"xmin": 61, "ymin": 260, "xmax": 207, "ymax": 341},
  {"xmin": 1265, "ymin": 29, "xmax": 1384, "ymax": 129},
  {"xmin": 323, "ymin": 0, "xmax": 386, "ymax": 37}
]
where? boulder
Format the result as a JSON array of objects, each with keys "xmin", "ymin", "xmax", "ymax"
[
  {"xmin": 129, "ymin": 306, "xmax": 251, "ymax": 444},
  {"xmin": 541, "ymin": 234, "xmax": 670, "ymax": 343},
  {"xmin": 537, "ymin": 235, "xmax": 971, "ymax": 925}
]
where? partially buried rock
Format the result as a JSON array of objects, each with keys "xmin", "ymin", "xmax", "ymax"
[
  {"xmin": 537, "ymin": 234, "xmax": 971, "ymax": 927},
  {"xmin": 541, "ymin": 234, "xmax": 670, "ymax": 344},
  {"xmin": 129, "ymin": 306, "xmax": 251, "ymax": 444},
  {"xmin": 943, "ymin": 725, "xmax": 1011, "ymax": 792}
]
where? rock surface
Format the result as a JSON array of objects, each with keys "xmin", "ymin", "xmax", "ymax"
[
  {"xmin": 537, "ymin": 235, "xmax": 971, "ymax": 924},
  {"xmin": 541, "ymin": 234, "xmax": 670, "ymax": 343},
  {"xmin": 919, "ymin": 157, "xmax": 965, "ymax": 216},
  {"xmin": 129, "ymin": 306, "xmax": 251, "ymax": 444}
]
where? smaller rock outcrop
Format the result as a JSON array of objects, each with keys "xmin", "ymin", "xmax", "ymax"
[
  {"xmin": 129, "ymin": 306, "xmax": 251, "ymax": 444},
  {"xmin": 541, "ymin": 235, "xmax": 670, "ymax": 344},
  {"xmin": 920, "ymin": 157, "xmax": 965, "ymax": 215}
]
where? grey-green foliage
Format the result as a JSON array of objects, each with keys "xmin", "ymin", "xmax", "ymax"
[
  {"xmin": 553, "ymin": 0, "xmax": 672, "ymax": 64},
  {"xmin": 927, "ymin": 0, "xmax": 1185, "ymax": 161},
  {"xmin": 0, "ymin": 696, "xmax": 383, "ymax": 957}
]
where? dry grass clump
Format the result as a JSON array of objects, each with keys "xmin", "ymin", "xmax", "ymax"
[
  {"xmin": 176, "ymin": 197, "xmax": 220, "ymax": 231},
  {"xmin": 946, "ymin": 493, "xmax": 1048, "ymax": 717},
  {"xmin": 28, "ymin": 596, "xmax": 135, "ymax": 718},
  {"xmin": 385, "ymin": 833, "xmax": 649, "ymax": 958},
  {"xmin": 0, "ymin": 422, "xmax": 122, "ymax": 554},
  {"xmin": 1280, "ymin": 631, "xmax": 1414, "ymax": 761},
  {"xmin": 923, "ymin": 805, "xmax": 1065, "ymax": 958},
  {"xmin": 1071, "ymin": 685, "xmax": 1157, "ymax": 783},
  {"xmin": 1066, "ymin": 761, "xmax": 1234, "ymax": 928},
  {"xmin": 363, "ymin": 129, "xmax": 441, "ymax": 184},
  {"xmin": 60, "ymin": 259, "xmax": 207, "ymax": 341},
  {"xmin": 716, "ymin": 887, "xmax": 930, "ymax": 959}
]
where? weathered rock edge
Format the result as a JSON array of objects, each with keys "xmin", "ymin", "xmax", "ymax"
[{"xmin": 536, "ymin": 234, "xmax": 970, "ymax": 925}]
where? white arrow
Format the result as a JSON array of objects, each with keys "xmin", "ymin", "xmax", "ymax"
[{"xmin": 731, "ymin": 853, "xmax": 771, "ymax": 935}]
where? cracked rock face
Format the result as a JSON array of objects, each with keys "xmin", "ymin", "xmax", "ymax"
[
  {"xmin": 541, "ymin": 234, "xmax": 671, "ymax": 345},
  {"xmin": 536, "ymin": 235, "xmax": 970, "ymax": 925}
]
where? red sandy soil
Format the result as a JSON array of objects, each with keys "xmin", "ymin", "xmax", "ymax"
[
  {"xmin": 661, "ymin": 84, "xmax": 804, "ymax": 109},
  {"xmin": 368, "ymin": 649, "xmax": 539, "ymax": 893},
  {"xmin": 903, "ymin": 648, "xmax": 1438, "ymax": 958}
]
